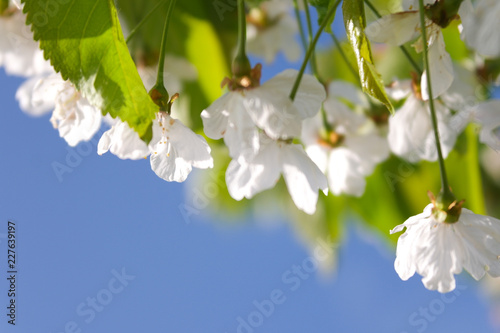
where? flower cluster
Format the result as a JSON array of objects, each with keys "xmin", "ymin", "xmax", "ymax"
[
  {"xmin": 367, "ymin": 0, "xmax": 500, "ymax": 292},
  {"xmin": 2, "ymin": 0, "xmax": 500, "ymax": 295},
  {"xmin": 1, "ymin": 3, "xmax": 212, "ymax": 183}
]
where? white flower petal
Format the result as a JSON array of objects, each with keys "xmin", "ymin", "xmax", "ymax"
[
  {"xmin": 0, "ymin": 11, "xmax": 52, "ymax": 77},
  {"xmin": 225, "ymin": 138, "xmax": 281, "ymax": 200},
  {"xmin": 460, "ymin": 0, "xmax": 500, "ymax": 58},
  {"xmin": 282, "ymin": 144, "xmax": 328, "ymax": 214},
  {"xmin": 388, "ymin": 95, "xmax": 457, "ymax": 162},
  {"xmin": 391, "ymin": 204, "xmax": 500, "ymax": 293},
  {"xmin": 150, "ymin": 140, "xmax": 192, "ymax": 182},
  {"xmin": 56, "ymin": 98, "xmax": 102, "ymax": 147},
  {"xmin": 472, "ymin": 100, "xmax": 500, "ymax": 151},
  {"xmin": 327, "ymin": 147, "xmax": 366, "ymax": 197},
  {"xmin": 201, "ymin": 92, "xmax": 238, "ymax": 140},
  {"xmin": 244, "ymin": 87, "xmax": 302, "ymax": 140},
  {"xmin": 305, "ymin": 144, "xmax": 329, "ymax": 174},
  {"xmin": 98, "ymin": 121, "xmax": 149, "ymax": 160},
  {"xmin": 15, "ymin": 74, "xmax": 62, "ymax": 116},
  {"xmin": 224, "ymin": 107, "xmax": 260, "ymax": 163},
  {"xmin": 421, "ymin": 32, "xmax": 454, "ymax": 100},
  {"xmin": 260, "ymin": 69, "xmax": 326, "ymax": 119},
  {"xmin": 166, "ymin": 116, "xmax": 213, "ymax": 169},
  {"xmin": 246, "ymin": 1, "xmax": 301, "ymax": 63},
  {"xmin": 323, "ymin": 99, "xmax": 366, "ymax": 135},
  {"xmin": 150, "ymin": 115, "xmax": 213, "ymax": 182},
  {"xmin": 345, "ymin": 133, "xmax": 389, "ymax": 175},
  {"xmin": 365, "ymin": 11, "xmax": 420, "ymax": 46},
  {"xmin": 385, "ymin": 79, "xmax": 412, "ymax": 101}
]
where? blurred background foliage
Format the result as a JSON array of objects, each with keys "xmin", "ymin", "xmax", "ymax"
[{"xmin": 114, "ymin": 0, "xmax": 500, "ymax": 269}]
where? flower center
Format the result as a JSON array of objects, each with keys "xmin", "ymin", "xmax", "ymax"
[{"xmin": 318, "ymin": 131, "xmax": 345, "ymax": 148}]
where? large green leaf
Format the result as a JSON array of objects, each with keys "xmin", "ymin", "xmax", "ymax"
[
  {"xmin": 342, "ymin": 0, "xmax": 394, "ymax": 113},
  {"xmin": 22, "ymin": 0, "xmax": 157, "ymax": 142}
]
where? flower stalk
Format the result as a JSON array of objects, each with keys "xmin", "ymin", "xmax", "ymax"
[
  {"xmin": 126, "ymin": 0, "xmax": 167, "ymax": 44},
  {"xmin": 150, "ymin": 0, "xmax": 177, "ymax": 113},
  {"xmin": 289, "ymin": 0, "xmax": 341, "ymax": 101},
  {"xmin": 302, "ymin": 0, "xmax": 318, "ymax": 75},
  {"xmin": 418, "ymin": 0, "xmax": 455, "ymax": 208},
  {"xmin": 232, "ymin": 0, "xmax": 251, "ymax": 78}
]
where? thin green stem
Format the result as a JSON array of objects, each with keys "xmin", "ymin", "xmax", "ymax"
[
  {"xmin": 232, "ymin": 0, "xmax": 251, "ymax": 77},
  {"xmin": 302, "ymin": 0, "xmax": 318, "ymax": 75},
  {"xmin": 126, "ymin": 0, "xmax": 167, "ymax": 44},
  {"xmin": 364, "ymin": 0, "xmax": 422, "ymax": 75},
  {"xmin": 290, "ymin": 0, "xmax": 341, "ymax": 101},
  {"xmin": 236, "ymin": 0, "xmax": 247, "ymax": 60},
  {"xmin": 155, "ymin": 0, "xmax": 177, "ymax": 88},
  {"xmin": 293, "ymin": 0, "xmax": 308, "ymax": 51},
  {"xmin": 418, "ymin": 0, "xmax": 451, "ymax": 195}
]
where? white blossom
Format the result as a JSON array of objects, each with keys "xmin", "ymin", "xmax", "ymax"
[
  {"xmin": 0, "ymin": 9, "xmax": 52, "ymax": 77},
  {"xmin": 97, "ymin": 119, "xmax": 149, "ymax": 160},
  {"xmin": 150, "ymin": 113, "xmax": 213, "ymax": 182},
  {"xmin": 16, "ymin": 73, "xmax": 102, "ymax": 147},
  {"xmin": 386, "ymin": 80, "xmax": 462, "ymax": 163},
  {"xmin": 470, "ymin": 100, "xmax": 500, "ymax": 152},
  {"xmin": 246, "ymin": 0, "xmax": 301, "ymax": 63},
  {"xmin": 365, "ymin": 1, "xmax": 453, "ymax": 100},
  {"xmin": 459, "ymin": 0, "xmax": 500, "ymax": 59},
  {"xmin": 201, "ymin": 69, "xmax": 325, "ymax": 163},
  {"xmin": 99, "ymin": 113, "xmax": 213, "ymax": 183},
  {"xmin": 226, "ymin": 133, "xmax": 328, "ymax": 215},
  {"xmin": 302, "ymin": 81, "xmax": 389, "ymax": 196},
  {"xmin": 391, "ymin": 204, "xmax": 500, "ymax": 293}
]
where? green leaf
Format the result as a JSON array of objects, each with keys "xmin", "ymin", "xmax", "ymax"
[
  {"xmin": 342, "ymin": 0, "xmax": 394, "ymax": 113},
  {"xmin": 310, "ymin": 0, "xmax": 338, "ymax": 33},
  {"xmin": 22, "ymin": 0, "xmax": 157, "ymax": 142}
]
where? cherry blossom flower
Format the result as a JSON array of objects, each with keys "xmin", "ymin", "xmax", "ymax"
[
  {"xmin": 150, "ymin": 112, "xmax": 213, "ymax": 182},
  {"xmin": 459, "ymin": 0, "xmax": 500, "ymax": 59},
  {"xmin": 0, "ymin": 8, "xmax": 52, "ymax": 77},
  {"xmin": 16, "ymin": 73, "xmax": 102, "ymax": 147},
  {"xmin": 468, "ymin": 100, "xmax": 500, "ymax": 152},
  {"xmin": 99, "ymin": 112, "xmax": 213, "ymax": 182},
  {"xmin": 385, "ymin": 79, "xmax": 462, "ymax": 162},
  {"xmin": 246, "ymin": 0, "xmax": 301, "ymax": 64},
  {"xmin": 97, "ymin": 120, "xmax": 150, "ymax": 160},
  {"xmin": 226, "ymin": 133, "xmax": 328, "ymax": 215},
  {"xmin": 201, "ymin": 68, "xmax": 326, "ymax": 163},
  {"xmin": 391, "ymin": 203, "xmax": 500, "ymax": 293},
  {"xmin": 302, "ymin": 81, "xmax": 389, "ymax": 196},
  {"xmin": 365, "ymin": 0, "xmax": 453, "ymax": 100}
]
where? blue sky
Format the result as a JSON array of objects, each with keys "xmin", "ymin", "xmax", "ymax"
[{"xmin": 0, "ymin": 67, "xmax": 498, "ymax": 333}]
